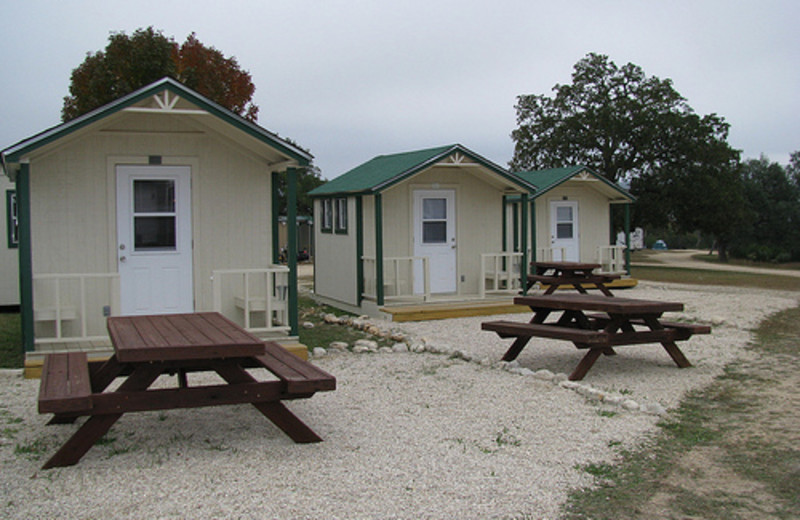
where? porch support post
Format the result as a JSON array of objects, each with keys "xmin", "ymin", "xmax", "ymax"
[
  {"xmin": 530, "ymin": 198, "xmax": 536, "ymax": 262},
  {"xmin": 286, "ymin": 167, "xmax": 299, "ymax": 336},
  {"xmin": 501, "ymin": 196, "xmax": 507, "ymax": 253},
  {"xmin": 624, "ymin": 203, "xmax": 631, "ymax": 275},
  {"xmin": 271, "ymin": 171, "xmax": 281, "ymax": 264},
  {"xmin": 17, "ymin": 163, "xmax": 34, "ymax": 353},
  {"xmin": 374, "ymin": 192, "xmax": 384, "ymax": 306},
  {"xmin": 520, "ymin": 193, "xmax": 529, "ymax": 295},
  {"xmin": 356, "ymin": 195, "xmax": 364, "ymax": 306}
]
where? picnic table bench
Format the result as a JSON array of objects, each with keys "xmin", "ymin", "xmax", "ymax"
[
  {"xmin": 37, "ymin": 312, "xmax": 335, "ymax": 469},
  {"xmin": 482, "ymin": 294, "xmax": 711, "ymax": 380},
  {"xmin": 526, "ymin": 261, "xmax": 620, "ymax": 296}
]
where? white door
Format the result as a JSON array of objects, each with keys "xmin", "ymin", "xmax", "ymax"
[
  {"xmin": 413, "ymin": 190, "xmax": 456, "ymax": 294},
  {"xmin": 550, "ymin": 201, "xmax": 579, "ymax": 261},
  {"xmin": 116, "ymin": 165, "xmax": 193, "ymax": 315}
]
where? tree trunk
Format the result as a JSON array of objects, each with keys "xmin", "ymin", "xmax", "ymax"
[{"xmin": 717, "ymin": 240, "xmax": 729, "ymax": 262}]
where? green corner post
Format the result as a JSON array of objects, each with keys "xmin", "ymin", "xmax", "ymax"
[
  {"xmin": 374, "ymin": 193, "xmax": 384, "ymax": 306},
  {"xmin": 17, "ymin": 163, "xmax": 34, "ymax": 353},
  {"xmin": 624, "ymin": 203, "xmax": 631, "ymax": 275},
  {"xmin": 520, "ymin": 193, "xmax": 529, "ymax": 295},
  {"xmin": 286, "ymin": 167, "xmax": 299, "ymax": 336},
  {"xmin": 356, "ymin": 196, "xmax": 364, "ymax": 306},
  {"xmin": 271, "ymin": 171, "xmax": 281, "ymax": 264},
  {"xmin": 530, "ymin": 198, "xmax": 536, "ymax": 263}
]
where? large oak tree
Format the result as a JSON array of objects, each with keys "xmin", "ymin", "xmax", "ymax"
[
  {"xmin": 510, "ymin": 53, "xmax": 744, "ymax": 260},
  {"xmin": 62, "ymin": 27, "xmax": 259, "ymax": 122}
]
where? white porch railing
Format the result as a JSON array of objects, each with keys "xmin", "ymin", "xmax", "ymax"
[
  {"xmin": 531, "ymin": 247, "xmax": 569, "ymax": 262},
  {"xmin": 480, "ymin": 252, "xmax": 523, "ymax": 298},
  {"xmin": 212, "ymin": 266, "xmax": 290, "ymax": 334},
  {"xmin": 33, "ymin": 273, "xmax": 120, "ymax": 344},
  {"xmin": 362, "ymin": 256, "xmax": 430, "ymax": 302},
  {"xmin": 596, "ymin": 245, "xmax": 627, "ymax": 273}
]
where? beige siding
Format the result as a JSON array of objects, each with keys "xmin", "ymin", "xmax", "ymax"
[
  {"xmin": 313, "ymin": 197, "xmax": 358, "ymax": 305},
  {"xmin": 1, "ymin": 175, "xmax": 19, "ymax": 305},
  {"xmin": 26, "ymin": 112, "xmax": 276, "ymax": 316},
  {"xmin": 534, "ymin": 182, "xmax": 612, "ymax": 262},
  {"xmin": 364, "ymin": 166, "xmax": 507, "ymax": 296}
]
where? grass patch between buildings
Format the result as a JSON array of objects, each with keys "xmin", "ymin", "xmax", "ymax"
[
  {"xmin": 0, "ymin": 314, "xmax": 22, "ymax": 369},
  {"xmin": 561, "ymin": 305, "xmax": 800, "ymax": 520}
]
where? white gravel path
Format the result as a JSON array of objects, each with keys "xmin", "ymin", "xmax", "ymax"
[{"xmin": 0, "ymin": 281, "xmax": 796, "ymax": 519}]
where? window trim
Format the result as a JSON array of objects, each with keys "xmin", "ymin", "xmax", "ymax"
[
  {"xmin": 321, "ymin": 198, "xmax": 333, "ymax": 233},
  {"xmin": 334, "ymin": 197, "xmax": 348, "ymax": 234},
  {"xmin": 6, "ymin": 190, "xmax": 18, "ymax": 249}
]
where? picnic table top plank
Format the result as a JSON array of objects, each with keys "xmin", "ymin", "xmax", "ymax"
[
  {"xmin": 531, "ymin": 261, "xmax": 601, "ymax": 270},
  {"xmin": 514, "ymin": 294, "xmax": 683, "ymax": 314},
  {"xmin": 108, "ymin": 312, "xmax": 265, "ymax": 363}
]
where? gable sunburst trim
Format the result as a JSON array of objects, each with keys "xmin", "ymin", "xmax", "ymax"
[
  {"xmin": 123, "ymin": 90, "xmax": 208, "ymax": 116},
  {"xmin": 437, "ymin": 152, "xmax": 477, "ymax": 167}
]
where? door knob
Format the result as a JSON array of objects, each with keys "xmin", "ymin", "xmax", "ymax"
[{"xmin": 119, "ymin": 256, "xmax": 127, "ymax": 262}]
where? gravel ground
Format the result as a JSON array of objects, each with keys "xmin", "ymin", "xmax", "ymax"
[{"xmin": 1, "ymin": 281, "xmax": 797, "ymax": 519}]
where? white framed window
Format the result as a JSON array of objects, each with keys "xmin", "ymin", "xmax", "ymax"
[
  {"xmin": 335, "ymin": 197, "xmax": 348, "ymax": 234},
  {"xmin": 321, "ymin": 198, "xmax": 333, "ymax": 233},
  {"xmin": 6, "ymin": 190, "xmax": 18, "ymax": 248}
]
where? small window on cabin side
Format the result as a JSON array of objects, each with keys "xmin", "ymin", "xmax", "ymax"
[
  {"xmin": 335, "ymin": 197, "xmax": 348, "ymax": 234},
  {"xmin": 6, "ymin": 190, "xmax": 18, "ymax": 249},
  {"xmin": 321, "ymin": 199, "xmax": 333, "ymax": 233}
]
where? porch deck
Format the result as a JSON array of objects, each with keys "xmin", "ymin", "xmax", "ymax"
[{"xmin": 380, "ymin": 277, "xmax": 638, "ymax": 322}]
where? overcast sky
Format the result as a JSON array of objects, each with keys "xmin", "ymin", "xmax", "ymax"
[{"xmin": 2, "ymin": 0, "xmax": 798, "ymax": 178}]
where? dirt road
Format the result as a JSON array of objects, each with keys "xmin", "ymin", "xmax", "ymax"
[{"xmin": 633, "ymin": 249, "xmax": 800, "ymax": 278}]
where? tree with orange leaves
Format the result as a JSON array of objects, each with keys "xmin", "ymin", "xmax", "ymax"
[{"xmin": 62, "ymin": 27, "xmax": 259, "ymax": 122}]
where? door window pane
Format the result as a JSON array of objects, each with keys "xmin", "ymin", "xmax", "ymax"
[
  {"xmin": 134, "ymin": 180, "xmax": 175, "ymax": 213},
  {"xmin": 556, "ymin": 223, "xmax": 573, "ymax": 239},
  {"xmin": 423, "ymin": 198, "xmax": 446, "ymax": 219},
  {"xmin": 135, "ymin": 216, "xmax": 176, "ymax": 250},
  {"xmin": 556, "ymin": 206, "xmax": 572, "ymax": 222},
  {"xmin": 423, "ymin": 222, "xmax": 447, "ymax": 243}
]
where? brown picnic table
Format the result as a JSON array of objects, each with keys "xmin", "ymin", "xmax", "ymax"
[
  {"xmin": 482, "ymin": 294, "xmax": 711, "ymax": 381},
  {"xmin": 526, "ymin": 261, "xmax": 620, "ymax": 296},
  {"xmin": 37, "ymin": 312, "xmax": 335, "ymax": 469}
]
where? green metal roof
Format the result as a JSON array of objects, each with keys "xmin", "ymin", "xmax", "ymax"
[
  {"xmin": 511, "ymin": 166, "xmax": 634, "ymax": 201},
  {"xmin": 310, "ymin": 144, "xmax": 532, "ymax": 196},
  {"xmin": 1, "ymin": 77, "xmax": 312, "ymax": 176}
]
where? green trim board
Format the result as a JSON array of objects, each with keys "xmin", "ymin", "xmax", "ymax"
[
  {"xmin": 374, "ymin": 193, "xmax": 384, "ymax": 306},
  {"xmin": 356, "ymin": 196, "xmax": 364, "ymax": 306},
  {"xmin": 309, "ymin": 144, "xmax": 533, "ymax": 197},
  {"xmin": 16, "ymin": 164, "xmax": 33, "ymax": 352},
  {"xmin": 271, "ymin": 172, "xmax": 281, "ymax": 264},
  {"xmin": 1, "ymin": 77, "xmax": 311, "ymax": 173},
  {"xmin": 287, "ymin": 168, "xmax": 299, "ymax": 336},
  {"xmin": 520, "ymin": 193, "xmax": 529, "ymax": 294}
]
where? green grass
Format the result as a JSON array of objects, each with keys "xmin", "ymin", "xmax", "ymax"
[
  {"xmin": 297, "ymin": 295, "xmax": 393, "ymax": 351},
  {"xmin": 691, "ymin": 252, "xmax": 800, "ymax": 271},
  {"xmin": 631, "ymin": 265, "xmax": 800, "ymax": 291},
  {"xmin": 0, "ymin": 314, "xmax": 22, "ymax": 369},
  {"xmin": 561, "ymin": 305, "xmax": 800, "ymax": 520}
]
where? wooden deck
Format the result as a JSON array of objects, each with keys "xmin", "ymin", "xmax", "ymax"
[{"xmin": 382, "ymin": 278, "xmax": 638, "ymax": 322}]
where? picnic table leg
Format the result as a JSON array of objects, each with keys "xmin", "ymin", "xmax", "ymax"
[
  {"xmin": 42, "ymin": 363, "xmax": 162, "ymax": 469},
  {"xmin": 641, "ymin": 315, "xmax": 692, "ymax": 368},
  {"xmin": 213, "ymin": 361, "xmax": 324, "ymax": 443},
  {"xmin": 569, "ymin": 347, "xmax": 603, "ymax": 381},
  {"xmin": 597, "ymin": 284, "xmax": 614, "ymax": 297},
  {"xmin": 661, "ymin": 341, "xmax": 692, "ymax": 368},
  {"xmin": 42, "ymin": 414, "xmax": 123, "ymax": 469},
  {"xmin": 501, "ymin": 336, "xmax": 532, "ymax": 362}
]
